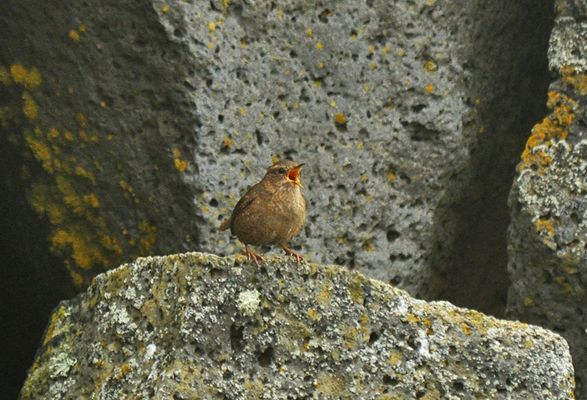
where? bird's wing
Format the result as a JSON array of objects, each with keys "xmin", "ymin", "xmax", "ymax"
[{"xmin": 230, "ymin": 182, "xmax": 272, "ymax": 225}]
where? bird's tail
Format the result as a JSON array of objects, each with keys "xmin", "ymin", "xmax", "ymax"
[{"xmin": 219, "ymin": 218, "xmax": 231, "ymax": 231}]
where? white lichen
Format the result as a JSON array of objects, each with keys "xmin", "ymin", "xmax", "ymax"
[{"xmin": 237, "ymin": 289, "xmax": 261, "ymax": 316}]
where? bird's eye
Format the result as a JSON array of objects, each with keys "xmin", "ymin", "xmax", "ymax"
[{"xmin": 277, "ymin": 168, "xmax": 287, "ymax": 174}]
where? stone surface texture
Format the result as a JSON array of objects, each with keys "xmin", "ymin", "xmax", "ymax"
[
  {"xmin": 0, "ymin": 1, "xmax": 553, "ymax": 314},
  {"xmin": 507, "ymin": 0, "xmax": 587, "ymax": 395},
  {"xmin": 21, "ymin": 253, "xmax": 575, "ymax": 400}
]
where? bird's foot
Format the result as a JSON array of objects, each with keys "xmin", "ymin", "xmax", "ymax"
[
  {"xmin": 281, "ymin": 246, "xmax": 304, "ymax": 263},
  {"xmin": 245, "ymin": 245, "xmax": 264, "ymax": 267}
]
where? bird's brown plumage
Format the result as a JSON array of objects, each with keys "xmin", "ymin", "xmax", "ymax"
[{"xmin": 219, "ymin": 160, "xmax": 307, "ymax": 264}]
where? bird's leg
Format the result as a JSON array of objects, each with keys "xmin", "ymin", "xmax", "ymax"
[
  {"xmin": 281, "ymin": 245, "xmax": 304, "ymax": 263},
  {"xmin": 245, "ymin": 244, "xmax": 264, "ymax": 266}
]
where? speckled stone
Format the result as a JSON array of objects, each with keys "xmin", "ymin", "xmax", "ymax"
[
  {"xmin": 0, "ymin": 0, "xmax": 554, "ymax": 311},
  {"xmin": 507, "ymin": 0, "xmax": 587, "ymax": 395},
  {"xmin": 21, "ymin": 253, "xmax": 575, "ymax": 399}
]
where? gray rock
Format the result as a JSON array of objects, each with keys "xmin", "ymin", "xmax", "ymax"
[
  {"xmin": 0, "ymin": 1, "xmax": 553, "ymax": 313},
  {"xmin": 21, "ymin": 253, "xmax": 575, "ymax": 399},
  {"xmin": 507, "ymin": 0, "xmax": 587, "ymax": 395}
]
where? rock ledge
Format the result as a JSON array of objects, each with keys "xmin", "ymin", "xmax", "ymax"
[{"xmin": 21, "ymin": 253, "xmax": 575, "ymax": 399}]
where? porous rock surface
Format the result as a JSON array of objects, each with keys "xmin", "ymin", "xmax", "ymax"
[
  {"xmin": 21, "ymin": 253, "xmax": 575, "ymax": 399},
  {"xmin": 507, "ymin": 0, "xmax": 587, "ymax": 395},
  {"xmin": 0, "ymin": 1, "xmax": 553, "ymax": 311}
]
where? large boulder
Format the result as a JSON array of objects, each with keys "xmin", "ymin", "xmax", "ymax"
[
  {"xmin": 21, "ymin": 253, "xmax": 575, "ymax": 399},
  {"xmin": 507, "ymin": 0, "xmax": 587, "ymax": 395},
  {"xmin": 0, "ymin": 1, "xmax": 553, "ymax": 316}
]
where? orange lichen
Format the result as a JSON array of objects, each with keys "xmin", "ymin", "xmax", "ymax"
[
  {"xmin": 424, "ymin": 83, "xmax": 435, "ymax": 94},
  {"xmin": 518, "ymin": 91, "xmax": 574, "ymax": 172},
  {"xmin": 174, "ymin": 158, "xmax": 188, "ymax": 172},
  {"xmin": 561, "ymin": 66, "xmax": 587, "ymax": 95},
  {"xmin": 535, "ymin": 218, "xmax": 555, "ymax": 237}
]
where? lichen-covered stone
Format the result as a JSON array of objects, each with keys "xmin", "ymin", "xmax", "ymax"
[
  {"xmin": 507, "ymin": 0, "xmax": 587, "ymax": 395},
  {"xmin": 21, "ymin": 253, "xmax": 574, "ymax": 399}
]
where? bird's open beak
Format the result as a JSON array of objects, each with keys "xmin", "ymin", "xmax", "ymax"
[{"xmin": 287, "ymin": 164, "xmax": 304, "ymax": 188}]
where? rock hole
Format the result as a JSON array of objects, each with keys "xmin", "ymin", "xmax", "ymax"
[
  {"xmin": 368, "ymin": 331, "xmax": 380, "ymax": 345},
  {"xmin": 318, "ymin": 9, "xmax": 331, "ymax": 23},
  {"xmin": 383, "ymin": 374, "xmax": 399, "ymax": 385},
  {"xmin": 230, "ymin": 323, "xmax": 244, "ymax": 352},
  {"xmin": 386, "ymin": 229, "xmax": 400, "ymax": 242},
  {"xmin": 257, "ymin": 346, "xmax": 274, "ymax": 367},
  {"xmin": 255, "ymin": 129, "xmax": 264, "ymax": 145},
  {"xmin": 452, "ymin": 380, "xmax": 465, "ymax": 392}
]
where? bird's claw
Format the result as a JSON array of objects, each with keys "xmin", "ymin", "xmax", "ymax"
[
  {"xmin": 282, "ymin": 246, "xmax": 304, "ymax": 263},
  {"xmin": 245, "ymin": 245, "xmax": 264, "ymax": 267}
]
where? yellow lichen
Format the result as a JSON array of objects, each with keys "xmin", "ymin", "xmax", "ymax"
[
  {"xmin": 315, "ymin": 41, "xmax": 324, "ymax": 50},
  {"xmin": 25, "ymin": 131, "xmax": 53, "ymax": 173},
  {"xmin": 64, "ymin": 130, "xmax": 74, "ymax": 141},
  {"xmin": 138, "ymin": 220, "xmax": 157, "ymax": 253},
  {"xmin": 334, "ymin": 112, "xmax": 347, "ymax": 126},
  {"xmin": 342, "ymin": 324, "xmax": 359, "ymax": 349},
  {"xmin": 523, "ymin": 297, "xmax": 534, "ymax": 307},
  {"xmin": 222, "ymin": 135, "xmax": 234, "ymax": 148},
  {"xmin": 22, "ymin": 92, "xmax": 39, "ymax": 120},
  {"xmin": 24, "ymin": 67, "xmax": 42, "ymax": 89},
  {"xmin": 307, "ymin": 308, "xmax": 321, "ymax": 321},
  {"xmin": 10, "ymin": 64, "xmax": 28, "ymax": 83},
  {"xmin": 47, "ymin": 127, "xmax": 60, "ymax": 140},
  {"xmin": 315, "ymin": 373, "xmax": 346, "ymax": 396},
  {"xmin": 348, "ymin": 274, "xmax": 365, "ymax": 304},
  {"xmin": 388, "ymin": 349, "xmax": 403, "ymax": 366},
  {"xmin": 174, "ymin": 158, "xmax": 188, "ymax": 172},
  {"xmin": 75, "ymin": 112, "xmax": 89, "ymax": 128},
  {"xmin": 68, "ymin": 29, "xmax": 80, "ymax": 42},
  {"xmin": 305, "ymin": 27, "xmax": 314, "ymax": 38},
  {"xmin": 316, "ymin": 284, "xmax": 331, "ymax": 304},
  {"xmin": 424, "ymin": 60, "xmax": 437, "ymax": 72},
  {"xmin": 43, "ymin": 305, "xmax": 67, "ymax": 345}
]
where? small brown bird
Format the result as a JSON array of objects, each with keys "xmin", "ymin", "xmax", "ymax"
[{"xmin": 219, "ymin": 160, "xmax": 307, "ymax": 265}]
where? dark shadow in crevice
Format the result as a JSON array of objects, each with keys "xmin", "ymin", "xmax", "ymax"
[{"xmin": 428, "ymin": 1, "xmax": 555, "ymax": 317}]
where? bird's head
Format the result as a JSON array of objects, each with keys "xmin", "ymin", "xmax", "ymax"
[{"xmin": 263, "ymin": 160, "xmax": 304, "ymax": 188}]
